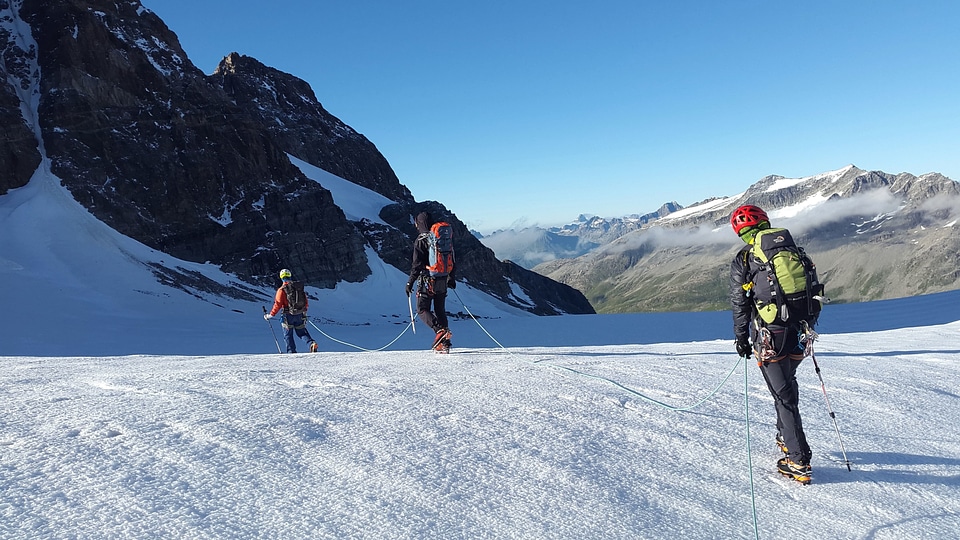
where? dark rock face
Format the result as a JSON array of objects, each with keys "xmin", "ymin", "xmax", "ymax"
[
  {"xmin": 3, "ymin": 0, "xmax": 593, "ymax": 315},
  {"xmin": 19, "ymin": 0, "xmax": 369, "ymax": 288},
  {"xmin": 0, "ymin": 78, "xmax": 40, "ymax": 194},
  {"xmin": 0, "ymin": 0, "xmax": 42, "ymax": 195},
  {"xmin": 211, "ymin": 53, "xmax": 413, "ymax": 204}
]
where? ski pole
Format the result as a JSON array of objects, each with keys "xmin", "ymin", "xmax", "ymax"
[
  {"xmin": 262, "ymin": 306, "xmax": 282, "ymax": 353},
  {"xmin": 811, "ymin": 350, "xmax": 852, "ymax": 471},
  {"xmin": 407, "ymin": 292, "xmax": 416, "ymax": 334}
]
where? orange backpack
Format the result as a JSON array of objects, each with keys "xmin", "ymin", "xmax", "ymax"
[{"xmin": 424, "ymin": 222, "xmax": 454, "ymax": 277}]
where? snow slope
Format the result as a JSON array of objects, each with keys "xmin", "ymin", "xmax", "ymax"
[
  {"xmin": 0, "ymin": 161, "xmax": 539, "ymax": 357},
  {"xmin": 3, "ymin": 169, "xmax": 960, "ymax": 539},
  {"xmin": 3, "ymin": 317, "xmax": 960, "ymax": 539},
  {"xmin": 3, "ymin": 141, "xmax": 960, "ymax": 540}
]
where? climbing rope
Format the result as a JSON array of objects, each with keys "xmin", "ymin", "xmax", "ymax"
[
  {"xmin": 743, "ymin": 356, "xmax": 761, "ymax": 540},
  {"xmin": 297, "ymin": 289, "xmax": 766, "ymax": 536},
  {"xmin": 308, "ymin": 318, "xmax": 413, "ymax": 352},
  {"xmin": 451, "ymin": 289, "xmax": 762, "ymax": 535},
  {"xmin": 450, "ymin": 289, "xmax": 742, "ymax": 412}
]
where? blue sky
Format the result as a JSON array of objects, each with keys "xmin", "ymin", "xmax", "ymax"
[{"xmin": 143, "ymin": 0, "xmax": 960, "ymax": 232}]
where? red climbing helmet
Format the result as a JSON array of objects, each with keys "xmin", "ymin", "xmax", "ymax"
[{"xmin": 730, "ymin": 205, "xmax": 769, "ymax": 235}]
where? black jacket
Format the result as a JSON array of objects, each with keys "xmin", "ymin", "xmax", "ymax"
[{"xmin": 730, "ymin": 244, "xmax": 755, "ymax": 342}]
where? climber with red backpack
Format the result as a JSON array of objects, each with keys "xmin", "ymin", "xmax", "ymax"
[
  {"xmin": 730, "ymin": 204, "xmax": 825, "ymax": 484},
  {"xmin": 405, "ymin": 211, "xmax": 456, "ymax": 353}
]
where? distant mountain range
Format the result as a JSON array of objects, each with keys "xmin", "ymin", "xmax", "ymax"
[
  {"xmin": 485, "ymin": 166, "xmax": 960, "ymax": 312},
  {"xmin": 480, "ymin": 203, "xmax": 681, "ymax": 269}
]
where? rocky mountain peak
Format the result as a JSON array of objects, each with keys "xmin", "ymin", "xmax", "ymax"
[
  {"xmin": 2, "ymin": 0, "xmax": 592, "ymax": 316},
  {"xmin": 210, "ymin": 51, "xmax": 413, "ymax": 203}
]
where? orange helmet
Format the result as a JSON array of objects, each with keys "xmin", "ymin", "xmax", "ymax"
[{"xmin": 730, "ymin": 205, "xmax": 769, "ymax": 235}]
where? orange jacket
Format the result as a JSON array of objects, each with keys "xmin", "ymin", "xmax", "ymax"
[{"xmin": 269, "ymin": 283, "xmax": 309, "ymax": 316}]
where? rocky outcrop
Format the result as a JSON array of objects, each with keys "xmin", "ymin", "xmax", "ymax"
[
  {"xmin": 212, "ymin": 53, "xmax": 412, "ymax": 204},
  {"xmin": 0, "ymin": 1, "xmax": 42, "ymax": 195},
  {"xmin": 0, "ymin": 73, "xmax": 40, "ymax": 195},
  {"xmin": 19, "ymin": 0, "xmax": 370, "ymax": 287}
]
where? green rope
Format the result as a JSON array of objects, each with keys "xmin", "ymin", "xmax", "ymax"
[
  {"xmin": 452, "ymin": 289, "xmax": 741, "ymax": 412},
  {"xmin": 743, "ymin": 356, "xmax": 760, "ymax": 540},
  {"xmin": 453, "ymin": 291, "xmax": 764, "ymax": 536},
  {"xmin": 535, "ymin": 355, "xmax": 742, "ymax": 412}
]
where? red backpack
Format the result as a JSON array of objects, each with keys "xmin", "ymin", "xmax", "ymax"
[{"xmin": 424, "ymin": 222, "xmax": 454, "ymax": 277}]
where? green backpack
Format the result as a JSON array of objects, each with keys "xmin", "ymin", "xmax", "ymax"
[{"xmin": 750, "ymin": 228, "xmax": 824, "ymax": 325}]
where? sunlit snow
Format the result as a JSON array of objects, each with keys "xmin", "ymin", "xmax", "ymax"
[{"xmin": 3, "ymin": 159, "xmax": 960, "ymax": 539}]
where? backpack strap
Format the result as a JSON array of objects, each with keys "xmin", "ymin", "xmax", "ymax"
[
  {"xmin": 281, "ymin": 282, "xmax": 292, "ymax": 314},
  {"xmin": 759, "ymin": 258, "xmax": 786, "ymax": 320},
  {"xmin": 751, "ymin": 230, "xmax": 789, "ymax": 323},
  {"xmin": 797, "ymin": 247, "xmax": 825, "ymax": 319},
  {"xmin": 751, "ymin": 230, "xmax": 783, "ymax": 319}
]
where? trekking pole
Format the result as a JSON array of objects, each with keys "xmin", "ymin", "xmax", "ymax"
[
  {"xmin": 407, "ymin": 293, "xmax": 416, "ymax": 334},
  {"xmin": 811, "ymin": 350, "xmax": 852, "ymax": 471},
  {"xmin": 262, "ymin": 306, "xmax": 282, "ymax": 354}
]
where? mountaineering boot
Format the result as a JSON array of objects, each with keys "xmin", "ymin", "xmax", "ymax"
[
  {"xmin": 776, "ymin": 433, "xmax": 788, "ymax": 455},
  {"xmin": 777, "ymin": 458, "xmax": 812, "ymax": 484},
  {"xmin": 435, "ymin": 336, "xmax": 452, "ymax": 354},
  {"xmin": 309, "ymin": 341, "xmax": 319, "ymax": 353},
  {"xmin": 432, "ymin": 328, "xmax": 452, "ymax": 351}
]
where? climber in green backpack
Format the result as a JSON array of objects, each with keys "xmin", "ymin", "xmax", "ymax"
[{"xmin": 730, "ymin": 204, "xmax": 825, "ymax": 484}]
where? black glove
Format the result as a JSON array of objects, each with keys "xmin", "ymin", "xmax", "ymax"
[
  {"xmin": 405, "ymin": 281, "xmax": 414, "ymax": 296},
  {"xmin": 447, "ymin": 277, "xmax": 456, "ymax": 289},
  {"xmin": 736, "ymin": 338, "xmax": 752, "ymax": 359}
]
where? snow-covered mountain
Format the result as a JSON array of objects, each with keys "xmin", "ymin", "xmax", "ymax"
[
  {"xmin": 480, "ymin": 204, "xmax": 681, "ymax": 269},
  {"xmin": 534, "ymin": 165, "xmax": 960, "ymax": 313},
  {"xmin": 0, "ymin": 0, "xmax": 592, "ymax": 317}
]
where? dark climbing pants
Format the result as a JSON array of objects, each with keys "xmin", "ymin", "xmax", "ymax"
[
  {"xmin": 416, "ymin": 277, "xmax": 449, "ymax": 332},
  {"xmin": 757, "ymin": 325, "xmax": 811, "ymax": 465}
]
